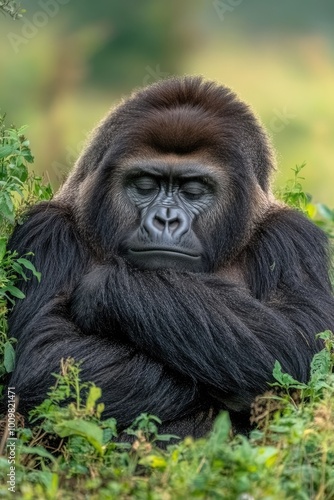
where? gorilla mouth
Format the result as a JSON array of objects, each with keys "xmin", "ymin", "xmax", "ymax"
[
  {"xmin": 129, "ymin": 248, "xmax": 201, "ymax": 259},
  {"xmin": 127, "ymin": 247, "xmax": 202, "ymax": 271}
]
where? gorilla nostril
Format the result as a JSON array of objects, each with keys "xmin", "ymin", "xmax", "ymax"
[
  {"xmin": 153, "ymin": 215, "xmax": 166, "ymax": 231},
  {"xmin": 169, "ymin": 220, "xmax": 179, "ymax": 231}
]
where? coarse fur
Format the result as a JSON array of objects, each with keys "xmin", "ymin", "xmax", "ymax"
[{"xmin": 8, "ymin": 76, "xmax": 334, "ymax": 439}]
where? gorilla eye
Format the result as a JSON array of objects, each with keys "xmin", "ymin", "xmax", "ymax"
[
  {"xmin": 180, "ymin": 181, "xmax": 208, "ymax": 200},
  {"xmin": 132, "ymin": 176, "xmax": 159, "ymax": 194}
]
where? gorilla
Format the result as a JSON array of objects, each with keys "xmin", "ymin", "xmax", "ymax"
[{"xmin": 8, "ymin": 76, "xmax": 334, "ymax": 438}]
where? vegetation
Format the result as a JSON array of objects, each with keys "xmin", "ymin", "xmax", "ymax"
[
  {"xmin": 0, "ymin": 121, "xmax": 333, "ymax": 499},
  {"xmin": 0, "ymin": 115, "xmax": 52, "ymax": 387}
]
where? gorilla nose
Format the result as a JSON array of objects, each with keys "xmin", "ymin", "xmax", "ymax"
[
  {"xmin": 144, "ymin": 206, "xmax": 189, "ymax": 239},
  {"xmin": 154, "ymin": 207, "xmax": 179, "ymax": 230}
]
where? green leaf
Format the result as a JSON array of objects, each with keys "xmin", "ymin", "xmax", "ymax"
[
  {"xmin": 86, "ymin": 386, "xmax": 102, "ymax": 413},
  {"xmin": 255, "ymin": 446, "xmax": 279, "ymax": 467},
  {"xmin": 272, "ymin": 361, "xmax": 307, "ymax": 389},
  {"xmin": 4, "ymin": 341, "xmax": 16, "ymax": 373},
  {"xmin": 3, "ymin": 192, "xmax": 14, "ymax": 212},
  {"xmin": 0, "ymin": 237, "xmax": 7, "ymax": 261},
  {"xmin": 155, "ymin": 433, "xmax": 179, "ymax": 442},
  {"xmin": 0, "ymin": 198, "xmax": 15, "ymax": 224},
  {"xmin": 11, "ymin": 261, "xmax": 27, "ymax": 280},
  {"xmin": 20, "ymin": 446, "xmax": 57, "ymax": 463},
  {"xmin": 30, "ymin": 471, "xmax": 59, "ymax": 497},
  {"xmin": 21, "ymin": 149, "xmax": 34, "ymax": 163},
  {"xmin": 317, "ymin": 203, "xmax": 334, "ymax": 221},
  {"xmin": 310, "ymin": 348, "xmax": 331, "ymax": 379},
  {"xmin": 8, "ymin": 162, "xmax": 28, "ymax": 182},
  {"xmin": 54, "ymin": 420, "xmax": 104, "ymax": 454},
  {"xmin": 17, "ymin": 258, "xmax": 41, "ymax": 281},
  {"xmin": 207, "ymin": 411, "xmax": 231, "ymax": 448},
  {"xmin": 140, "ymin": 455, "xmax": 167, "ymax": 469},
  {"xmin": 317, "ymin": 330, "xmax": 334, "ymax": 341},
  {"xmin": 8, "ymin": 183, "xmax": 24, "ymax": 197},
  {"xmin": 0, "ymin": 145, "xmax": 14, "ymax": 158},
  {"xmin": 5, "ymin": 284, "xmax": 25, "ymax": 299}
]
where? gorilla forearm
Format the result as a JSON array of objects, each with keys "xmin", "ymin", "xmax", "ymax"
[
  {"xmin": 71, "ymin": 260, "xmax": 328, "ymax": 408},
  {"xmin": 10, "ymin": 299, "xmax": 201, "ymax": 424}
]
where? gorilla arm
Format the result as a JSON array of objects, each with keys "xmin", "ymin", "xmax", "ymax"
[
  {"xmin": 8, "ymin": 203, "xmax": 202, "ymax": 424},
  {"xmin": 71, "ymin": 207, "xmax": 334, "ymax": 412}
]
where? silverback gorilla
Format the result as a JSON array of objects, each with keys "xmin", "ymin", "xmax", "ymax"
[{"xmin": 8, "ymin": 77, "xmax": 334, "ymax": 437}]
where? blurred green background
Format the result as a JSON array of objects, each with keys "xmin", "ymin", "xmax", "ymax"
[{"xmin": 1, "ymin": 0, "xmax": 333, "ymax": 204}]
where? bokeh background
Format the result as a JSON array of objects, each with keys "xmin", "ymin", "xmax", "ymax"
[{"xmin": 1, "ymin": 0, "xmax": 333, "ymax": 204}]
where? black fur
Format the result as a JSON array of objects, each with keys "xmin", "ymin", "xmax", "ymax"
[{"xmin": 7, "ymin": 77, "xmax": 334, "ymax": 438}]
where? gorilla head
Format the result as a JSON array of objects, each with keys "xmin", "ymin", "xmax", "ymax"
[{"xmin": 58, "ymin": 77, "xmax": 275, "ymax": 273}]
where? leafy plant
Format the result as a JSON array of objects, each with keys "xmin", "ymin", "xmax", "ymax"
[
  {"xmin": 0, "ymin": 338, "xmax": 333, "ymax": 499},
  {"xmin": 277, "ymin": 163, "xmax": 334, "ymax": 240},
  {"xmin": 250, "ymin": 331, "xmax": 334, "ymax": 499},
  {"xmin": 0, "ymin": 115, "xmax": 52, "ymax": 392},
  {"xmin": 277, "ymin": 163, "xmax": 311, "ymax": 213}
]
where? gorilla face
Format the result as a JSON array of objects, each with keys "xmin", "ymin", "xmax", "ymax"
[{"xmin": 118, "ymin": 158, "xmax": 217, "ymax": 272}]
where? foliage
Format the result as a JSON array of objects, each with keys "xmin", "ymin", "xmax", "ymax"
[
  {"xmin": 0, "ymin": 114, "xmax": 52, "ymax": 392},
  {"xmin": 0, "ymin": 123, "xmax": 333, "ymax": 498},
  {"xmin": 0, "ymin": 336, "xmax": 333, "ymax": 499},
  {"xmin": 277, "ymin": 164, "xmax": 334, "ymax": 247}
]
